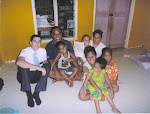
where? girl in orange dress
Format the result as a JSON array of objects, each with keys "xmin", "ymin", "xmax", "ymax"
[{"xmin": 102, "ymin": 47, "xmax": 120, "ymax": 93}]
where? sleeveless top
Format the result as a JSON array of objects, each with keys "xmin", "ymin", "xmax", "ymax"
[{"xmin": 58, "ymin": 51, "xmax": 71, "ymax": 69}]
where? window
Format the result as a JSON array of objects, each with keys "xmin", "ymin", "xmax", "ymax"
[{"xmin": 31, "ymin": 0, "xmax": 78, "ymax": 43}]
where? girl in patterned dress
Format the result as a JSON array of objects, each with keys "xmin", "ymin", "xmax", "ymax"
[
  {"xmin": 84, "ymin": 57, "xmax": 120, "ymax": 113},
  {"xmin": 102, "ymin": 47, "xmax": 120, "ymax": 93}
]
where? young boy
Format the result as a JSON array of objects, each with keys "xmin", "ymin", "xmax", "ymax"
[
  {"xmin": 50, "ymin": 41, "xmax": 77, "ymax": 87},
  {"xmin": 79, "ymin": 46, "xmax": 114, "ymax": 101}
]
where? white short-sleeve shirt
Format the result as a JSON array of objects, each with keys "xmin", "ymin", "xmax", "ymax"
[
  {"xmin": 19, "ymin": 47, "xmax": 47, "ymax": 70},
  {"xmin": 90, "ymin": 40, "xmax": 106, "ymax": 57}
]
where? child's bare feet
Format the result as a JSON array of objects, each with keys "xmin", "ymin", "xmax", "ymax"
[
  {"xmin": 117, "ymin": 79, "xmax": 124, "ymax": 84},
  {"xmin": 97, "ymin": 112, "xmax": 102, "ymax": 114},
  {"xmin": 52, "ymin": 79, "xmax": 57, "ymax": 84},
  {"xmin": 69, "ymin": 81, "xmax": 73, "ymax": 88},
  {"xmin": 65, "ymin": 80, "xmax": 69, "ymax": 87},
  {"xmin": 112, "ymin": 108, "xmax": 121, "ymax": 113}
]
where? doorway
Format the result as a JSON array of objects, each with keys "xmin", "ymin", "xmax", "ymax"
[{"xmin": 93, "ymin": 0, "xmax": 131, "ymax": 48}]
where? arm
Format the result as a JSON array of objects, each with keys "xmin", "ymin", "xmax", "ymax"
[
  {"xmin": 104, "ymin": 73, "xmax": 114, "ymax": 99},
  {"xmin": 67, "ymin": 52, "xmax": 78, "ymax": 62},
  {"xmin": 16, "ymin": 56, "xmax": 46, "ymax": 76},
  {"xmin": 79, "ymin": 57, "xmax": 84, "ymax": 65},
  {"xmin": 89, "ymin": 77, "xmax": 103, "ymax": 95},
  {"xmin": 49, "ymin": 53, "xmax": 62, "ymax": 80},
  {"xmin": 51, "ymin": 53, "xmax": 61, "ymax": 70},
  {"xmin": 72, "ymin": 60, "xmax": 83, "ymax": 78},
  {"xmin": 83, "ymin": 72, "xmax": 91, "ymax": 90},
  {"xmin": 80, "ymin": 72, "xmax": 91, "ymax": 95},
  {"xmin": 82, "ymin": 73, "xmax": 104, "ymax": 100},
  {"xmin": 66, "ymin": 41, "xmax": 83, "ymax": 77}
]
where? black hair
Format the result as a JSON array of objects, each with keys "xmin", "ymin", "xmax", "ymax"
[
  {"xmin": 93, "ymin": 29, "xmax": 103, "ymax": 38},
  {"xmin": 84, "ymin": 46, "xmax": 97, "ymax": 58},
  {"xmin": 101, "ymin": 47, "xmax": 112, "ymax": 57},
  {"xmin": 55, "ymin": 41, "xmax": 66, "ymax": 50},
  {"xmin": 81, "ymin": 34, "xmax": 91, "ymax": 42},
  {"xmin": 50, "ymin": 26, "xmax": 62, "ymax": 35},
  {"xmin": 95, "ymin": 57, "xmax": 107, "ymax": 69},
  {"xmin": 30, "ymin": 35, "xmax": 41, "ymax": 41}
]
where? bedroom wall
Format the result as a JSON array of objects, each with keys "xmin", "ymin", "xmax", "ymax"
[
  {"xmin": 0, "ymin": 0, "xmax": 94, "ymax": 63},
  {"xmin": 0, "ymin": 1, "xmax": 2, "ymax": 66},
  {"xmin": 1, "ymin": 0, "xmax": 35, "ymax": 63},
  {"xmin": 128, "ymin": 0, "xmax": 150, "ymax": 49},
  {"xmin": 142, "ymin": 0, "xmax": 150, "ymax": 51}
]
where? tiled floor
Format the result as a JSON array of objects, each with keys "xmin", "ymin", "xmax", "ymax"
[{"xmin": 0, "ymin": 47, "xmax": 150, "ymax": 113}]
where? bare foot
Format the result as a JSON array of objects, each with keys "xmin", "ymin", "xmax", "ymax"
[
  {"xmin": 97, "ymin": 112, "xmax": 102, "ymax": 114},
  {"xmin": 117, "ymin": 80, "xmax": 124, "ymax": 84},
  {"xmin": 52, "ymin": 79, "xmax": 57, "ymax": 84},
  {"xmin": 65, "ymin": 80, "xmax": 69, "ymax": 87},
  {"xmin": 112, "ymin": 108, "xmax": 121, "ymax": 113},
  {"xmin": 69, "ymin": 82, "xmax": 73, "ymax": 88}
]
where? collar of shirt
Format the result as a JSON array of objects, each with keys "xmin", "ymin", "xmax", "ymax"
[{"xmin": 30, "ymin": 47, "xmax": 40, "ymax": 55}]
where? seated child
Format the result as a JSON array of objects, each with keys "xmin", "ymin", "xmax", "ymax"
[
  {"xmin": 79, "ymin": 35, "xmax": 91, "ymax": 65},
  {"xmin": 74, "ymin": 35, "xmax": 91, "ymax": 66},
  {"xmin": 101, "ymin": 47, "xmax": 120, "ymax": 92},
  {"xmin": 84, "ymin": 57, "xmax": 120, "ymax": 113},
  {"xmin": 79, "ymin": 46, "xmax": 114, "ymax": 101},
  {"xmin": 50, "ymin": 41, "xmax": 78, "ymax": 87}
]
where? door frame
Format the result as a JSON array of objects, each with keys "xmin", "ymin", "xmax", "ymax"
[{"xmin": 92, "ymin": 0, "xmax": 136, "ymax": 49}]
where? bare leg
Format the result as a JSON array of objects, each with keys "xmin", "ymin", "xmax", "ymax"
[
  {"xmin": 94, "ymin": 99, "xmax": 101, "ymax": 114},
  {"xmin": 107, "ymin": 83, "xmax": 119, "ymax": 93},
  {"xmin": 104, "ymin": 94, "xmax": 121, "ymax": 113},
  {"xmin": 60, "ymin": 70, "xmax": 73, "ymax": 86},
  {"xmin": 49, "ymin": 71, "xmax": 64, "ymax": 81},
  {"xmin": 112, "ymin": 84, "xmax": 119, "ymax": 93},
  {"xmin": 72, "ymin": 61, "xmax": 83, "ymax": 79},
  {"xmin": 70, "ymin": 68, "xmax": 78, "ymax": 79}
]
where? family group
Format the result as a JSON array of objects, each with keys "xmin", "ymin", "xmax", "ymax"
[{"xmin": 16, "ymin": 26, "xmax": 121, "ymax": 113}]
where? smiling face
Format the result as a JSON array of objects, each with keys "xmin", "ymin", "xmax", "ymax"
[
  {"xmin": 58, "ymin": 44, "xmax": 67, "ymax": 54},
  {"xmin": 30, "ymin": 37, "xmax": 41, "ymax": 51},
  {"xmin": 93, "ymin": 33, "xmax": 101, "ymax": 45},
  {"xmin": 86, "ymin": 52, "xmax": 96, "ymax": 66},
  {"xmin": 83, "ymin": 36, "xmax": 90, "ymax": 47},
  {"xmin": 51, "ymin": 28, "xmax": 62, "ymax": 43},
  {"xmin": 103, "ymin": 51, "xmax": 112, "ymax": 64}
]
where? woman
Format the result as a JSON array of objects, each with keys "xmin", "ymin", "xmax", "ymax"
[{"xmin": 90, "ymin": 29, "xmax": 106, "ymax": 57}]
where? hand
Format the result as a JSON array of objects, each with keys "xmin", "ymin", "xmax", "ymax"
[
  {"xmin": 66, "ymin": 58, "xmax": 72, "ymax": 62},
  {"xmin": 39, "ymin": 67, "xmax": 46, "ymax": 76},
  {"xmin": 49, "ymin": 70, "xmax": 55, "ymax": 76},
  {"xmin": 80, "ymin": 89, "xmax": 87, "ymax": 95}
]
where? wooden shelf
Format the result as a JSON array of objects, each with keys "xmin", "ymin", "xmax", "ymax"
[{"xmin": 38, "ymin": 27, "xmax": 52, "ymax": 31}]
